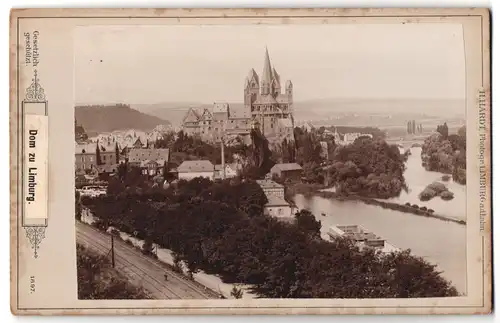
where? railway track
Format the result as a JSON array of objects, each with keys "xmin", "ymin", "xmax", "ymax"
[{"xmin": 76, "ymin": 222, "xmax": 216, "ymax": 299}]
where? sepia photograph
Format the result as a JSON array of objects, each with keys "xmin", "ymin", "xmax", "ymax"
[{"xmin": 73, "ymin": 23, "xmax": 467, "ymax": 300}]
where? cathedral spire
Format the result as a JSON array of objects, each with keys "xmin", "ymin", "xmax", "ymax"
[{"xmin": 261, "ymin": 46, "xmax": 273, "ymax": 93}]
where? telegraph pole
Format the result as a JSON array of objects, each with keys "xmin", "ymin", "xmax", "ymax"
[{"xmin": 221, "ymin": 139, "xmax": 226, "ymax": 180}]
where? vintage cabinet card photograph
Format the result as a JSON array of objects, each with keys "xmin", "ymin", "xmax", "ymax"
[{"xmin": 10, "ymin": 8, "xmax": 491, "ymax": 315}]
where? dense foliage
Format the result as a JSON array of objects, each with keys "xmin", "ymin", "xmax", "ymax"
[
  {"xmin": 77, "ymin": 244, "xmax": 150, "ymax": 299},
  {"xmin": 419, "ymin": 182, "xmax": 454, "ymax": 202},
  {"xmin": 161, "ymin": 130, "xmax": 247, "ymax": 166},
  {"xmin": 82, "ymin": 176, "xmax": 458, "ymax": 298},
  {"xmin": 324, "ymin": 137, "xmax": 407, "ymax": 198},
  {"xmin": 421, "ymin": 124, "xmax": 466, "ymax": 184}
]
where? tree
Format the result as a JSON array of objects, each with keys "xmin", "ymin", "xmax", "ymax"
[
  {"xmin": 141, "ymin": 239, "xmax": 156, "ymax": 258},
  {"xmin": 295, "ymin": 209, "xmax": 321, "ymax": 238},
  {"xmin": 115, "ymin": 142, "xmax": 120, "ymax": 164},
  {"xmin": 230, "ymin": 285, "xmax": 243, "ymax": 299},
  {"xmin": 75, "ymin": 191, "xmax": 82, "ymax": 221},
  {"xmin": 84, "ymin": 177, "xmax": 459, "ymax": 299},
  {"xmin": 162, "ymin": 161, "xmax": 170, "ymax": 182},
  {"xmin": 436, "ymin": 123, "xmax": 449, "ymax": 138},
  {"xmin": 458, "ymin": 125, "xmax": 466, "ymax": 139},
  {"xmin": 96, "ymin": 140, "xmax": 102, "ymax": 165},
  {"xmin": 77, "ymin": 244, "xmax": 151, "ymax": 299},
  {"xmin": 117, "ymin": 162, "xmax": 128, "ymax": 181}
]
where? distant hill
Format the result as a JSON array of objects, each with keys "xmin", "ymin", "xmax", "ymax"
[
  {"xmin": 130, "ymin": 98, "xmax": 466, "ymax": 128},
  {"xmin": 75, "ymin": 104, "xmax": 170, "ymax": 135}
]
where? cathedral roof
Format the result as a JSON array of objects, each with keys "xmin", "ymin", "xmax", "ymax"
[
  {"xmin": 272, "ymin": 68, "xmax": 280, "ymax": 84},
  {"xmin": 254, "ymin": 94, "xmax": 278, "ymax": 105},
  {"xmin": 261, "ymin": 47, "xmax": 273, "ymax": 86},
  {"xmin": 276, "ymin": 94, "xmax": 289, "ymax": 103},
  {"xmin": 247, "ymin": 69, "xmax": 259, "ymax": 83}
]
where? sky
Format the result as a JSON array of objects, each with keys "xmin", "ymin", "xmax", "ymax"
[{"xmin": 74, "ymin": 23, "xmax": 466, "ymax": 104}]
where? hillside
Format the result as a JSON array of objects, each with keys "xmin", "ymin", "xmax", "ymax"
[{"xmin": 75, "ymin": 104, "xmax": 170, "ymax": 135}]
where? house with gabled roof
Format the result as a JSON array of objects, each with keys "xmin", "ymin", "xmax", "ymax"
[
  {"xmin": 177, "ymin": 160, "xmax": 215, "ymax": 181},
  {"xmin": 269, "ymin": 163, "xmax": 303, "ymax": 181},
  {"xmin": 128, "ymin": 148, "xmax": 170, "ymax": 167}
]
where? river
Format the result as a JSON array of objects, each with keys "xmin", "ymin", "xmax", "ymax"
[{"xmin": 293, "ymin": 146, "xmax": 467, "ymax": 294}]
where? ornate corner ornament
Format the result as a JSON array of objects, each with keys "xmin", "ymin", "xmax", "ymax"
[
  {"xmin": 23, "ymin": 68, "xmax": 48, "ymax": 259},
  {"xmin": 24, "ymin": 227, "xmax": 46, "ymax": 259},
  {"xmin": 25, "ymin": 69, "xmax": 46, "ymax": 102}
]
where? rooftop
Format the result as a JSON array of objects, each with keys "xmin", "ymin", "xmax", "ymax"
[
  {"xmin": 256, "ymin": 179, "xmax": 284, "ymax": 189},
  {"xmin": 129, "ymin": 148, "xmax": 170, "ymax": 164},
  {"xmin": 253, "ymin": 95, "xmax": 278, "ymax": 105},
  {"xmin": 178, "ymin": 160, "xmax": 215, "ymax": 173},
  {"xmin": 265, "ymin": 194, "xmax": 290, "ymax": 207},
  {"xmin": 271, "ymin": 163, "xmax": 303, "ymax": 172}
]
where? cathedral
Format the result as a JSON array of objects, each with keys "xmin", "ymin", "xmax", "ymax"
[{"xmin": 182, "ymin": 48, "xmax": 294, "ymax": 145}]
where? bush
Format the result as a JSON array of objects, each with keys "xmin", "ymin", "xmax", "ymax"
[
  {"xmin": 441, "ymin": 175, "xmax": 451, "ymax": 182},
  {"xmin": 77, "ymin": 244, "xmax": 150, "ymax": 299},
  {"xmin": 440, "ymin": 191, "xmax": 455, "ymax": 201},
  {"xmin": 412, "ymin": 204, "xmax": 419, "ymax": 209},
  {"xmin": 427, "ymin": 182, "xmax": 447, "ymax": 194},
  {"xmin": 419, "ymin": 188, "xmax": 437, "ymax": 201},
  {"xmin": 141, "ymin": 240, "xmax": 157, "ymax": 258},
  {"xmin": 420, "ymin": 206, "xmax": 428, "ymax": 211},
  {"xmin": 230, "ymin": 285, "xmax": 243, "ymax": 299},
  {"xmin": 428, "ymin": 209, "xmax": 435, "ymax": 214},
  {"xmin": 405, "ymin": 202, "xmax": 411, "ymax": 207}
]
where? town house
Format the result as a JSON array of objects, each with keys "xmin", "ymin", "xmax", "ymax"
[
  {"xmin": 177, "ymin": 160, "xmax": 215, "ymax": 181},
  {"xmin": 269, "ymin": 163, "xmax": 303, "ymax": 181},
  {"xmin": 256, "ymin": 179, "xmax": 293, "ymax": 220}
]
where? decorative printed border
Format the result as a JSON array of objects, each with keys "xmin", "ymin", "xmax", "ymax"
[
  {"xmin": 10, "ymin": 8, "xmax": 491, "ymax": 314},
  {"xmin": 22, "ymin": 68, "xmax": 48, "ymax": 259}
]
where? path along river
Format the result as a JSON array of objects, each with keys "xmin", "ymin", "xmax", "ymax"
[{"xmin": 293, "ymin": 147, "xmax": 467, "ymax": 294}]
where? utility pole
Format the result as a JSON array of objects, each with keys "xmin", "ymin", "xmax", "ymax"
[
  {"xmin": 221, "ymin": 139, "xmax": 226, "ymax": 180},
  {"xmin": 111, "ymin": 234, "xmax": 115, "ymax": 268}
]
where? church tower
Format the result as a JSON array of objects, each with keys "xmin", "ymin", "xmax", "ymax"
[
  {"xmin": 261, "ymin": 47, "xmax": 273, "ymax": 96},
  {"xmin": 285, "ymin": 80, "xmax": 293, "ymax": 115},
  {"xmin": 244, "ymin": 68, "xmax": 259, "ymax": 117}
]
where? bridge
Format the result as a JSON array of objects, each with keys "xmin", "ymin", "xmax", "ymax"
[{"xmin": 385, "ymin": 136, "xmax": 426, "ymax": 150}]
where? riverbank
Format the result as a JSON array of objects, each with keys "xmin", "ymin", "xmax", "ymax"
[{"xmin": 286, "ymin": 183, "xmax": 465, "ymax": 225}]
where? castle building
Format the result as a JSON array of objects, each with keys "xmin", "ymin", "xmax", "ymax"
[{"xmin": 181, "ymin": 47, "xmax": 294, "ymax": 144}]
